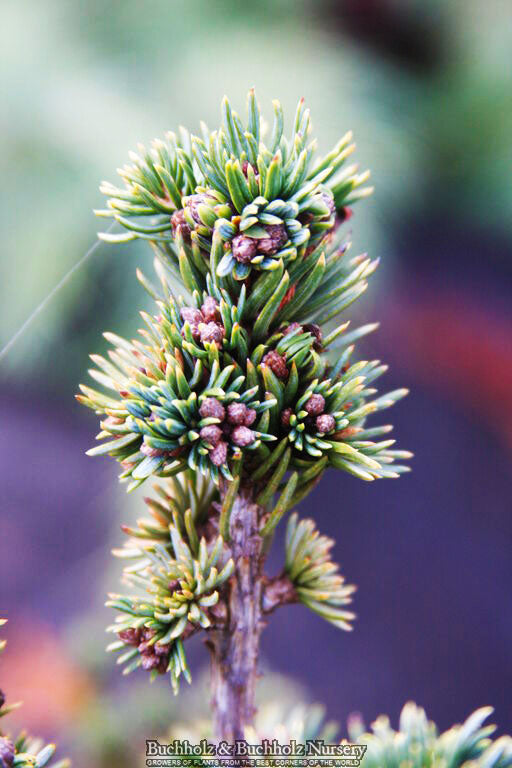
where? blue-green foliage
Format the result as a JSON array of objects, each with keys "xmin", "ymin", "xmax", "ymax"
[{"xmin": 80, "ymin": 92, "xmax": 413, "ymax": 694}]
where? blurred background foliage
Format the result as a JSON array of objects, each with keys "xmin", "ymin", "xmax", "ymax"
[{"xmin": 1, "ymin": 2, "xmax": 511, "ymax": 767}]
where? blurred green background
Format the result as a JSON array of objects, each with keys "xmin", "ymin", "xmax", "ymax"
[{"xmin": 1, "ymin": 2, "xmax": 511, "ymax": 767}]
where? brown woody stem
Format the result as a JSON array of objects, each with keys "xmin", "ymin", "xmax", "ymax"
[{"xmin": 209, "ymin": 485, "xmax": 264, "ymax": 743}]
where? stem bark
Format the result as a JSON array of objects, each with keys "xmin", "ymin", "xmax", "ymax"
[{"xmin": 210, "ymin": 486, "xmax": 264, "ymax": 742}]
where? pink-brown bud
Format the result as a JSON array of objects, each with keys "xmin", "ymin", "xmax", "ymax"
[
  {"xmin": 262, "ymin": 350, "xmax": 288, "ymax": 380},
  {"xmin": 209, "ymin": 441, "xmax": 228, "ymax": 466},
  {"xmin": 153, "ymin": 641, "xmax": 171, "ymax": 658},
  {"xmin": 243, "ymin": 407, "xmax": 257, "ymax": 426},
  {"xmin": 180, "ymin": 307, "xmax": 203, "ymax": 325},
  {"xmin": 171, "ymin": 209, "xmax": 191, "ymax": 240},
  {"xmin": 226, "ymin": 402, "xmax": 250, "ymax": 426},
  {"xmin": 201, "ymin": 296, "xmax": 220, "ymax": 322},
  {"xmin": 281, "ymin": 408, "xmax": 292, "ymax": 427},
  {"xmin": 231, "ymin": 426, "xmax": 256, "ymax": 447},
  {"xmin": 232, "ymin": 234, "xmax": 258, "ymax": 263},
  {"xmin": 119, "ymin": 628, "xmax": 141, "ymax": 646},
  {"xmin": 199, "ymin": 321, "xmax": 225, "ymax": 346},
  {"xmin": 303, "ymin": 323, "xmax": 323, "ymax": 350},
  {"xmin": 180, "ymin": 307, "xmax": 203, "ymax": 339},
  {"xmin": 304, "ymin": 393, "xmax": 325, "ymax": 415},
  {"xmin": 316, "ymin": 413, "xmax": 336, "ymax": 433},
  {"xmin": 257, "ymin": 224, "xmax": 287, "ymax": 255},
  {"xmin": 199, "ymin": 398, "xmax": 226, "ymax": 421},
  {"xmin": 186, "ymin": 193, "xmax": 215, "ymax": 224},
  {"xmin": 200, "ymin": 425, "xmax": 223, "ymax": 446},
  {"xmin": 141, "ymin": 654, "xmax": 160, "ymax": 671}
]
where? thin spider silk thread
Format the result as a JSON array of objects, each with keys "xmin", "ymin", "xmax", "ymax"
[{"xmin": 0, "ymin": 224, "xmax": 115, "ymax": 361}]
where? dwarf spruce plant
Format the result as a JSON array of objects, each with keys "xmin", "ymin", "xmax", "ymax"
[{"xmin": 76, "ymin": 92, "xmax": 511, "ymax": 759}]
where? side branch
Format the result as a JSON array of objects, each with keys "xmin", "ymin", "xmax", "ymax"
[{"xmin": 261, "ymin": 573, "xmax": 297, "ymax": 614}]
